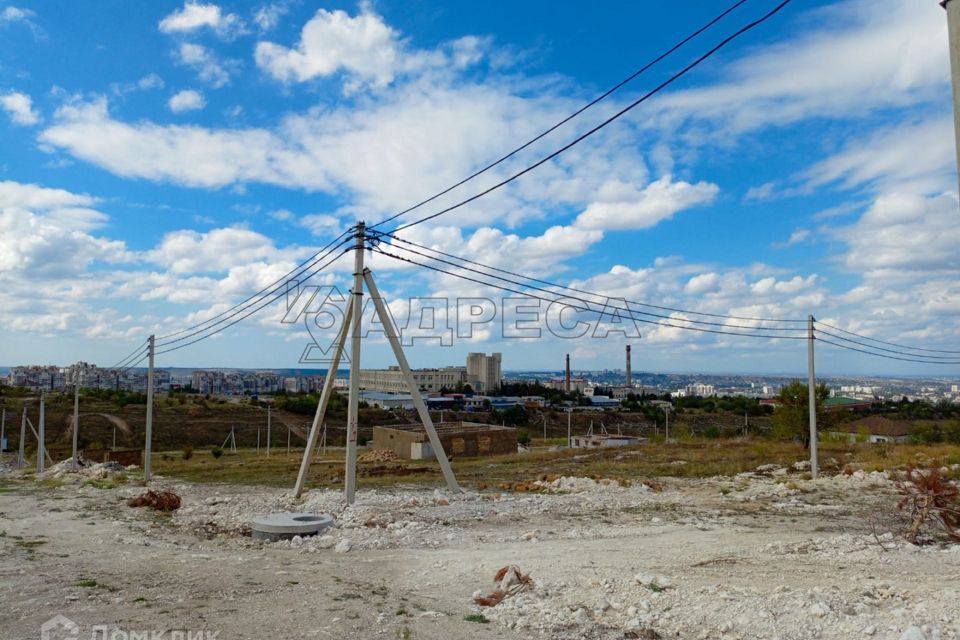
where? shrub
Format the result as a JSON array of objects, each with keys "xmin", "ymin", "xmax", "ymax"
[
  {"xmin": 210, "ymin": 447, "xmax": 223, "ymax": 459},
  {"xmin": 704, "ymin": 426, "xmax": 721, "ymax": 439},
  {"xmin": 516, "ymin": 428, "xmax": 531, "ymax": 446},
  {"xmin": 182, "ymin": 446, "xmax": 194, "ymax": 460}
]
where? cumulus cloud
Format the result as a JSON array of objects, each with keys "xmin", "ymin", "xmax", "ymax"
[
  {"xmin": 168, "ymin": 89, "xmax": 206, "ymax": 113},
  {"xmin": 146, "ymin": 227, "xmax": 283, "ymax": 273},
  {"xmin": 253, "ymin": 2, "xmax": 292, "ymax": 31},
  {"xmin": 177, "ymin": 43, "xmax": 234, "ymax": 87},
  {"xmin": 574, "ymin": 176, "xmax": 718, "ymax": 231},
  {"xmin": 159, "ymin": 1, "xmax": 245, "ymax": 38},
  {"xmin": 0, "ymin": 90, "xmax": 40, "ymax": 125},
  {"xmin": 0, "ymin": 181, "xmax": 130, "ymax": 279},
  {"xmin": 255, "ymin": 5, "xmax": 486, "ymax": 89},
  {"xmin": 773, "ymin": 228, "xmax": 810, "ymax": 249},
  {"xmin": 840, "ymin": 192, "xmax": 960, "ymax": 274}
]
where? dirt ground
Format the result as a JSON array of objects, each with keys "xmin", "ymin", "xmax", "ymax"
[{"xmin": 1, "ymin": 459, "xmax": 959, "ymax": 640}]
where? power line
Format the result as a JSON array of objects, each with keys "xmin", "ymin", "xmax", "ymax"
[
  {"xmin": 372, "ymin": 246, "xmax": 809, "ymax": 340},
  {"xmin": 376, "ymin": 0, "xmax": 794, "ymax": 234},
  {"xmin": 107, "ymin": 339, "xmax": 149, "ymax": 370},
  {"xmin": 373, "ymin": 240, "xmax": 804, "ymax": 332},
  {"xmin": 156, "ymin": 228, "xmax": 354, "ymax": 341},
  {"xmin": 814, "ymin": 334, "xmax": 960, "ymax": 365},
  {"xmin": 815, "ymin": 320, "xmax": 960, "ymax": 355},
  {"xmin": 156, "ymin": 234, "xmax": 355, "ymax": 348},
  {"xmin": 367, "ymin": 0, "xmax": 752, "ymax": 230},
  {"xmin": 372, "ymin": 230, "xmax": 807, "ymax": 323},
  {"xmin": 814, "ymin": 327, "xmax": 960, "ymax": 361},
  {"xmin": 156, "ymin": 246, "xmax": 355, "ymax": 356}
]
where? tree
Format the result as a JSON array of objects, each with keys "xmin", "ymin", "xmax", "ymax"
[{"xmin": 771, "ymin": 380, "xmax": 830, "ymax": 448}]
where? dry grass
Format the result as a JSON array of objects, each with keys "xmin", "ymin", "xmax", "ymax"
[{"xmin": 151, "ymin": 440, "xmax": 960, "ymax": 491}]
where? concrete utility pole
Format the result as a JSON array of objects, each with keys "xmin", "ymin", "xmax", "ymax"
[
  {"xmin": 144, "ymin": 334, "xmax": 155, "ymax": 482},
  {"xmin": 18, "ymin": 407, "xmax": 26, "ymax": 468},
  {"xmin": 72, "ymin": 384, "xmax": 80, "ymax": 468},
  {"xmin": 567, "ymin": 409, "xmax": 572, "ymax": 447},
  {"xmin": 943, "ymin": 0, "xmax": 960, "ymax": 193},
  {"xmin": 37, "ymin": 393, "xmax": 45, "ymax": 473},
  {"xmin": 1, "ymin": 408, "xmax": 5, "ymax": 453},
  {"xmin": 344, "ymin": 223, "xmax": 366, "ymax": 503},
  {"xmin": 266, "ymin": 405, "xmax": 271, "ymax": 456},
  {"xmin": 807, "ymin": 315, "xmax": 819, "ymax": 480}
]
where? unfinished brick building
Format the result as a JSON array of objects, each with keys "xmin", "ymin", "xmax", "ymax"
[{"xmin": 372, "ymin": 422, "xmax": 516, "ymax": 460}]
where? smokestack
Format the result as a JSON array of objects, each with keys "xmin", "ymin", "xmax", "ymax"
[
  {"xmin": 565, "ymin": 354, "xmax": 571, "ymax": 393},
  {"xmin": 625, "ymin": 345, "xmax": 632, "ymax": 386}
]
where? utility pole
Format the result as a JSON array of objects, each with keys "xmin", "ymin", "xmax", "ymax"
[
  {"xmin": 1, "ymin": 408, "xmax": 5, "ymax": 452},
  {"xmin": 37, "ymin": 392, "xmax": 45, "ymax": 473},
  {"xmin": 566, "ymin": 408, "xmax": 572, "ymax": 447},
  {"xmin": 664, "ymin": 405, "xmax": 670, "ymax": 441},
  {"xmin": 543, "ymin": 414, "xmax": 547, "ymax": 441},
  {"xmin": 266, "ymin": 404, "xmax": 271, "ymax": 456},
  {"xmin": 144, "ymin": 334, "xmax": 155, "ymax": 482},
  {"xmin": 18, "ymin": 407, "xmax": 26, "ymax": 468},
  {"xmin": 345, "ymin": 222, "xmax": 366, "ymax": 504},
  {"xmin": 807, "ymin": 315, "xmax": 819, "ymax": 480},
  {"xmin": 287, "ymin": 425, "xmax": 291, "ymax": 455},
  {"xmin": 72, "ymin": 383, "xmax": 80, "ymax": 468},
  {"xmin": 943, "ymin": 0, "xmax": 960, "ymax": 193}
]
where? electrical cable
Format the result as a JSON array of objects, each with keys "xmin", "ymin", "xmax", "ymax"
[
  {"xmin": 813, "ymin": 327, "xmax": 960, "ymax": 361},
  {"xmin": 371, "ymin": 246, "xmax": 809, "ymax": 340},
  {"xmin": 367, "ymin": 0, "xmax": 753, "ymax": 230},
  {"xmin": 373, "ymin": 230, "xmax": 807, "ymax": 324},
  {"xmin": 372, "ymin": 240, "xmax": 804, "ymax": 332},
  {"xmin": 107, "ymin": 340, "xmax": 149, "ymax": 370},
  {"xmin": 156, "ymin": 234, "xmax": 355, "ymax": 348},
  {"xmin": 156, "ymin": 228, "xmax": 355, "ymax": 341},
  {"xmin": 814, "ymin": 335, "xmax": 960, "ymax": 365},
  {"xmin": 156, "ymin": 245, "xmax": 355, "ymax": 356},
  {"xmin": 815, "ymin": 320, "xmax": 960, "ymax": 355},
  {"xmin": 375, "ymin": 0, "xmax": 794, "ymax": 233}
]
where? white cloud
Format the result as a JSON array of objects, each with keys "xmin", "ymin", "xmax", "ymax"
[
  {"xmin": 656, "ymin": 0, "xmax": 948, "ymax": 136},
  {"xmin": 0, "ymin": 180, "xmax": 95, "ymax": 209},
  {"xmin": 146, "ymin": 227, "xmax": 281, "ymax": 274},
  {"xmin": 0, "ymin": 181, "xmax": 130, "ymax": 280},
  {"xmin": 177, "ymin": 43, "xmax": 234, "ymax": 88},
  {"xmin": 168, "ymin": 89, "xmax": 206, "ymax": 113},
  {"xmin": 299, "ymin": 214, "xmax": 341, "ymax": 237},
  {"xmin": 255, "ymin": 6, "xmax": 401, "ymax": 87},
  {"xmin": 253, "ymin": 2, "xmax": 290, "ymax": 31},
  {"xmin": 803, "ymin": 117, "xmax": 955, "ymax": 194},
  {"xmin": 255, "ymin": 5, "xmax": 487, "ymax": 90},
  {"xmin": 684, "ymin": 273, "xmax": 720, "ymax": 295},
  {"xmin": 138, "ymin": 73, "xmax": 165, "ymax": 90},
  {"xmin": 773, "ymin": 228, "xmax": 810, "ymax": 249},
  {"xmin": 574, "ymin": 176, "xmax": 718, "ymax": 231},
  {"xmin": 840, "ymin": 192, "xmax": 960, "ymax": 274},
  {"xmin": 159, "ymin": 2, "xmax": 245, "ymax": 38},
  {"xmin": 0, "ymin": 90, "xmax": 40, "ymax": 125}
]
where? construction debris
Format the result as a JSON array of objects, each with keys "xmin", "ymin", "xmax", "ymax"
[
  {"xmin": 39, "ymin": 458, "xmax": 127, "ymax": 483},
  {"xmin": 128, "ymin": 489, "xmax": 182, "ymax": 511},
  {"xmin": 357, "ymin": 449, "xmax": 401, "ymax": 463},
  {"xmin": 473, "ymin": 565, "xmax": 534, "ymax": 607}
]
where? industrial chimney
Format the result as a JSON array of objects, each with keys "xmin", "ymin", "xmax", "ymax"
[
  {"xmin": 565, "ymin": 354, "xmax": 571, "ymax": 393},
  {"xmin": 625, "ymin": 344, "xmax": 632, "ymax": 386}
]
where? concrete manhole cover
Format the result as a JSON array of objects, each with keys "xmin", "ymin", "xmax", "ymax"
[{"xmin": 250, "ymin": 512, "xmax": 334, "ymax": 541}]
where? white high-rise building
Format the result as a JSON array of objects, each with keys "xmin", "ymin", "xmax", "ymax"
[{"xmin": 467, "ymin": 352, "xmax": 502, "ymax": 392}]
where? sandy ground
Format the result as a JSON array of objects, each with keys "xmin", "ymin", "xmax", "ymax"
[{"xmin": 1, "ymin": 461, "xmax": 959, "ymax": 640}]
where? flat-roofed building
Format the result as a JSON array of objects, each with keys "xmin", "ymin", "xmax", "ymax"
[
  {"xmin": 467, "ymin": 352, "xmax": 502, "ymax": 391},
  {"xmin": 373, "ymin": 421, "xmax": 516, "ymax": 459}
]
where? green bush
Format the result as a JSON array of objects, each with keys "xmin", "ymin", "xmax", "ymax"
[
  {"xmin": 517, "ymin": 428, "xmax": 531, "ymax": 446},
  {"xmin": 704, "ymin": 426, "xmax": 721, "ymax": 439},
  {"xmin": 210, "ymin": 447, "xmax": 223, "ymax": 459}
]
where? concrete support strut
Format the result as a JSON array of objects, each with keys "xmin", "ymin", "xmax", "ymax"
[
  {"xmin": 364, "ymin": 269, "xmax": 461, "ymax": 494},
  {"xmin": 293, "ymin": 298, "xmax": 354, "ymax": 499}
]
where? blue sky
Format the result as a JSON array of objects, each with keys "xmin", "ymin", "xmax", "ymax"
[{"xmin": 0, "ymin": 0, "xmax": 957, "ymax": 376}]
